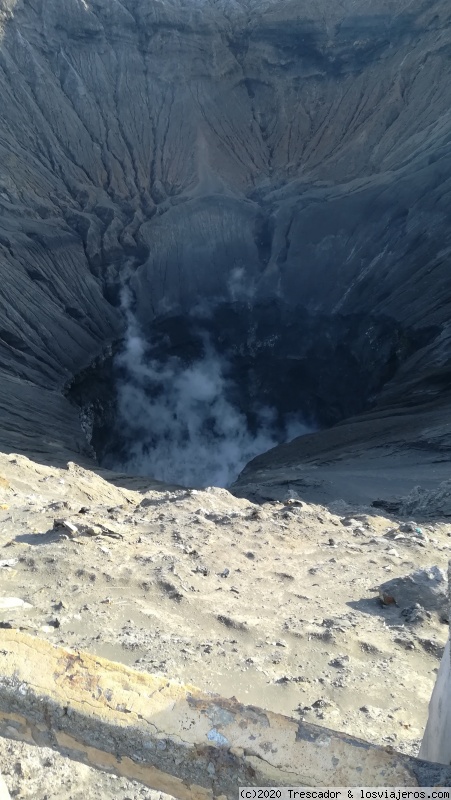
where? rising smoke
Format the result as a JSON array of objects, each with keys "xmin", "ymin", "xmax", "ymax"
[{"xmin": 110, "ymin": 286, "xmax": 310, "ymax": 488}]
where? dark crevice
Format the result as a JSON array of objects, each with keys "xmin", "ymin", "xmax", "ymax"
[
  {"xmin": 0, "ymin": 330, "xmax": 32, "ymax": 353},
  {"xmin": 254, "ymin": 214, "xmax": 274, "ymax": 267}
]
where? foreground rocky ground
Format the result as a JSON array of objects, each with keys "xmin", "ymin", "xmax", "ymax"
[{"xmin": 0, "ymin": 452, "xmax": 449, "ymax": 798}]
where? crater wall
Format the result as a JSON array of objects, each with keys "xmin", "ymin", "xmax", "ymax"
[{"xmin": 0, "ymin": 0, "xmax": 450, "ymax": 499}]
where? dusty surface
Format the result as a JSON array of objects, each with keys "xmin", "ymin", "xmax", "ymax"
[
  {"xmin": 0, "ymin": 736, "xmax": 172, "ymax": 800},
  {"xmin": 0, "ymin": 452, "xmax": 449, "ymax": 797}
]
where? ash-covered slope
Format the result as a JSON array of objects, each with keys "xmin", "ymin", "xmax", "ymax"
[{"xmin": 0, "ymin": 0, "xmax": 450, "ymax": 498}]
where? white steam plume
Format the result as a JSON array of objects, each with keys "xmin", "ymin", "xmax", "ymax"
[{"xmin": 110, "ymin": 287, "xmax": 310, "ymax": 488}]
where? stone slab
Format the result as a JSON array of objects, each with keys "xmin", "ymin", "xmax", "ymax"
[{"xmin": 0, "ymin": 632, "xmax": 450, "ymax": 799}]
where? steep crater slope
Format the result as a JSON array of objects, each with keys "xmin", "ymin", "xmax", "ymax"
[{"xmin": 0, "ymin": 0, "xmax": 450, "ymax": 500}]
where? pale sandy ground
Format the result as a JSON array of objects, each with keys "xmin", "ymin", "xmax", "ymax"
[{"xmin": 0, "ymin": 453, "xmax": 449, "ymax": 799}]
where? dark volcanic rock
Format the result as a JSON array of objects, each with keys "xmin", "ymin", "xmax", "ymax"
[{"xmin": 0, "ymin": 0, "xmax": 450, "ymax": 499}]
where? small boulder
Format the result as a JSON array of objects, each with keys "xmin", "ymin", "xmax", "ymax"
[
  {"xmin": 0, "ymin": 597, "xmax": 32, "ymax": 610},
  {"xmin": 53, "ymin": 518, "xmax": 78, "ymax": 536},
  {"xmin": 378, "ymin": 566, "xmax": 448, "ymax": 616}
]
